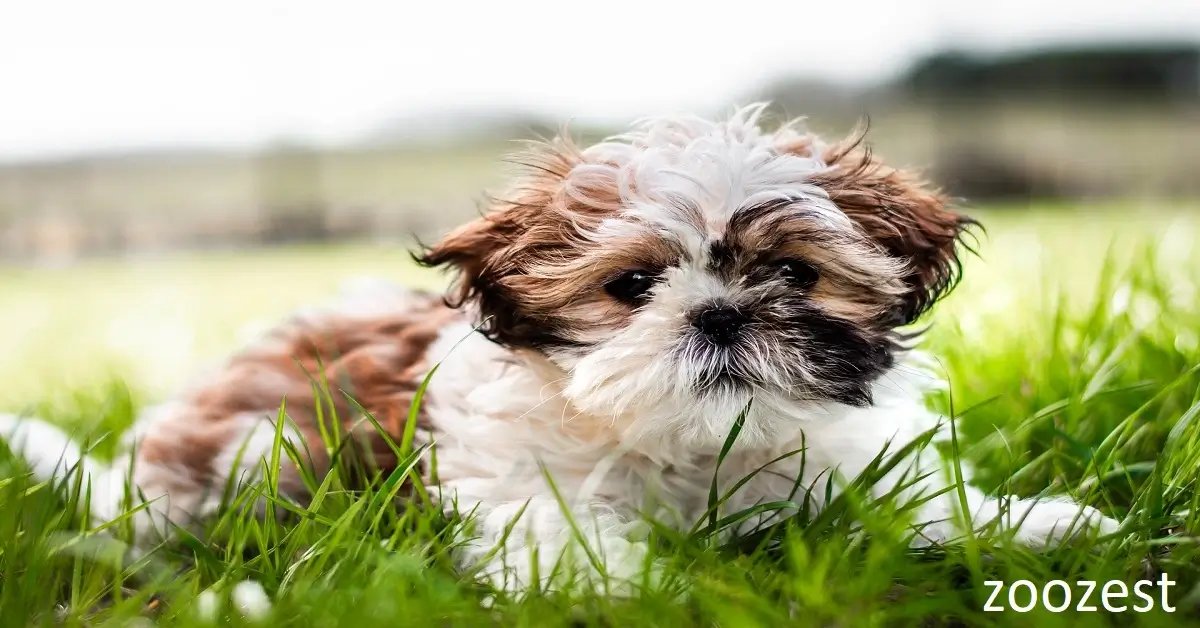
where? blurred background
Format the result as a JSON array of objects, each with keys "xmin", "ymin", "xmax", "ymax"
[{"xmin": 1, "ymin": 0, "xmax": 1199, "ymax": 406}]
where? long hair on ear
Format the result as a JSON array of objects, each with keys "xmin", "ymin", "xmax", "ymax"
[
  {"xmin": 806, "ymin": 123, "xmax": 980, "ymax": 326},
  {"xmin": 411, "ymin": 136, "xmax": 591, "ymax": 349}
]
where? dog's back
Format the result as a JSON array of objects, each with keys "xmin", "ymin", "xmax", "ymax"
[{"xmin": 1, "ymin": 278, "xmax": 458, "ymax": 538}]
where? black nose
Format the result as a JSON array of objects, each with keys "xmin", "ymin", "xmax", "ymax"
[{"xmin": 694, "ymin": 306, "xmax": 745, "ymax": 345}]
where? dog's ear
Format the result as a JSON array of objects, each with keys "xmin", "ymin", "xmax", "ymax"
[
  {"xmin": 807, "ymin": 130, "xmax": 977, "ymax": 325},
  {"xmin": 415, "ymin": 211, "xmax": 516, "ymax": 310},
  {"xmin": 414, "ymin": 139, "xmax": 584, "ymax": 348},
  {"xmin": 413, "ymin": 199, "xmax": 548, "ymax": 348}
]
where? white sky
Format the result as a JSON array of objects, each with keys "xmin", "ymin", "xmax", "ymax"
[{"xmin": 2, "ymin": 0, "xmax": 1199, "ymax": 160}]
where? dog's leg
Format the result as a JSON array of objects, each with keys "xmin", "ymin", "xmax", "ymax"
[
  {"xmin": 876, "ymin": 412, "xmax": 1122, "ymax": 549},
  {"xmin": 1, "ymin": 409, "xmax": 315, "ymax": 544},
  {"xmin": 122, "ymin": 408, "xmax": 319, "ymax": 542},
  {"xmin": 1, "ymin": 413, "xmax": 88, "ymax": 485},
  {"xmin": 0, "ymin": 413, "xmax": 169, "ymax": 540},
  {"xmin": 455, "ymin": 495, "xmax": 663, "ymax": 597},
  {"xmin": 911, "ymin": 479, "xmax": 1120, "ymax": 549},
  {"xmin": 772, "ymin": 413, "xmax": 1121, "ymax": 550}
]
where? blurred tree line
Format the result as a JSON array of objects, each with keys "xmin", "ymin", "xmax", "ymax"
[
  {"xmin": 906, "ymin": 44, "xmax": 1199, "ymax": 98},
  {"xmin": 758, "ymin": 42, "xmax": 1200, "ymax": 202},
  {"xmin": 1, "ymin": 43, "xmax": 1198, "ymax": 263}
]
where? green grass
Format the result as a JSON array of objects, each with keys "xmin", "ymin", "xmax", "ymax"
[{"xmin": 2, "ymin": 207, "xmax": 1199, "ymax": 626}]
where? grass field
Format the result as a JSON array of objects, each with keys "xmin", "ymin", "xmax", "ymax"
[{"xmin": 1, "ymin": 206, "xmax": 1199, "ymax": 626}]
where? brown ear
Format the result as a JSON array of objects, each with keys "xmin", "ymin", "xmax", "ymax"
[
  {"xmin": 412, "ymin": 139, "xmax": 586, "ymax": 349},
  {"xmin": 413, "ymin": 199, "xmax": 558, "ymax": 348},
  {"xmin": 414, "ymin": 210, "xmax": 518, "ymax": 309},
  {"xmin": 809, "ymin": 131, "xmax": 977, "ymax": 325}
]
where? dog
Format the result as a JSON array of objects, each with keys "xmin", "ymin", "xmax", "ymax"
[{"xmin": 1, "ymin": 103, "xmax": 1119, "ymax": 596}]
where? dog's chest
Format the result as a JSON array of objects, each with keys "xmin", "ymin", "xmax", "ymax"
[{"xmin": 605, "ymin": 450, "xmax": 816, "ymax": 528}]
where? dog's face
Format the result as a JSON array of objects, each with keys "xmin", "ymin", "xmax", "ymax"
[{"xmin": 419, "ymin": 105, "xmax": 974, "ymax": 449}]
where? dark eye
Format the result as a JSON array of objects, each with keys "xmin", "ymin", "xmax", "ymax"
[
  {"xmin": 774, "ymin": 258, "xmax": 820, "ymax": 288},
  {"xmin": 605, "ymin": 270, "xmax": 657, "ymax": 304}
]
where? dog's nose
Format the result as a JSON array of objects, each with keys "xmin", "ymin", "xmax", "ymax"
[{"xmin": 694, "ymin": 306, "xmax": 745, "ymax": 345}]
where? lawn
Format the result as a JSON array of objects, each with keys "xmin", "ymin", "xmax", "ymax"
[{"xmin": 1, "ymin": 205, "xmax": 1199, "ymax": 626}]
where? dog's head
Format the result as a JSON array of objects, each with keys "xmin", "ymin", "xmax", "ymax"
[{"xmin": 417, "ymin": 104, "xmax": 975, "ymax": 449}]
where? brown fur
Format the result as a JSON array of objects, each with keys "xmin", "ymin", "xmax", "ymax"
[
  {"xmin": 717, "ymin": 200, "xmax": 910, "ymax": 326},
  {"xmin": 806, "ymin": 129, "xmax": 976, "ymax": 326},
  {"xmin": 425, "ymin": 124, "xmax": 972, "ymax": 351},
  {"xmin": 136, "ymin": 293, "xmax": 461, "ymax": 496},
  {"xmin": 71, "ymin": 113, "xmax": 978, "ymax": 544},
  {"xmin": 418, "ymin": 138, "xmax": 682, "ymax": 350}
]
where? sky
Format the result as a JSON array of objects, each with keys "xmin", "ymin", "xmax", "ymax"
[{"xmin": 2, "ymin": 0, "xmax": 1199, "ymax": 160}]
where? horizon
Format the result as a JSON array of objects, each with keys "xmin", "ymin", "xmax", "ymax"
[{"xmin": 2, "ymin": 0, "xmax": 1199, "ymax": 162}]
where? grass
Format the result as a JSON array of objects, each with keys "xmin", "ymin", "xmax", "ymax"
[{"xmin": 1, "ymin": 206, "xmax": 1199, "ymax": 626}]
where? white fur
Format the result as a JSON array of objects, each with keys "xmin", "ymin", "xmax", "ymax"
[
  {"xmin": 421, "ymin": 326, "xmax": 1119, "ymax": 594},
  {"xmin": 0, "ymin": 304, "xmax": 1120, "ymax": 598},
  {"xmin": 0, "ymin": 413, "xmax": 85, "ymax": 484},
  {"xmin": 1, "ymin": 407, "xmax": 305, "ymax": 542},
  {"xmin": 0, "ymin": 107, "xmax": 1121, "ymax": 599},
  {"xmin": 527, "ymin": 105, "xmax": 912, "ymax": 451},
  {"xmin": 419, "ymin": 105, "xmax": 1120, "ymax": 593},
  {"xmin": 0, "ymin": 413, "xmax": 141, "ymax": 532}
]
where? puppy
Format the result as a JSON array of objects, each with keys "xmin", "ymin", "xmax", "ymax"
[{"xmin": 1, "ymin": 104, "xmax": 1118, "ymax": 596}]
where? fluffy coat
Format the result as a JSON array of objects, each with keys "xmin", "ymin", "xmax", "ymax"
[{"xmin": 1, "ymin": 105, "xmax": 1119, "ymax": 595}]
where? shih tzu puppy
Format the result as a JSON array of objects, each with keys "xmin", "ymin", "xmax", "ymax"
[{"xmin": 1, "ymin": 104, "xmax": 1118, "ymax": 595}]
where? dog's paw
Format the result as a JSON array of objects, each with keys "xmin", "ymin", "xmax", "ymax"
[
  {"xmin": 591, "ymin": 536, "xmax": 672, "ymax": 597},
  {"xmin": 1009, "ymin": 498, "xmax": 1119, "ymax": 548},
  {"xmin": 0, "ymin": 413, "xmax": 84, "ymax": 482}
]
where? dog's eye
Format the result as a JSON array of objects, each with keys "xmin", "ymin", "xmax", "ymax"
[
  {"xmin": 605, "ymin": 270, "xmax": 656, "ymax": 304},
  {"xmin": 774, "ymin": 259, "xmax": 819, "ymax": 288}
]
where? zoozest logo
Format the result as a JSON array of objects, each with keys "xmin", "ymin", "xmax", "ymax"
[{"xmin": 982, "ymin": 574, "xmax": 1176, "ymax": 613}]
